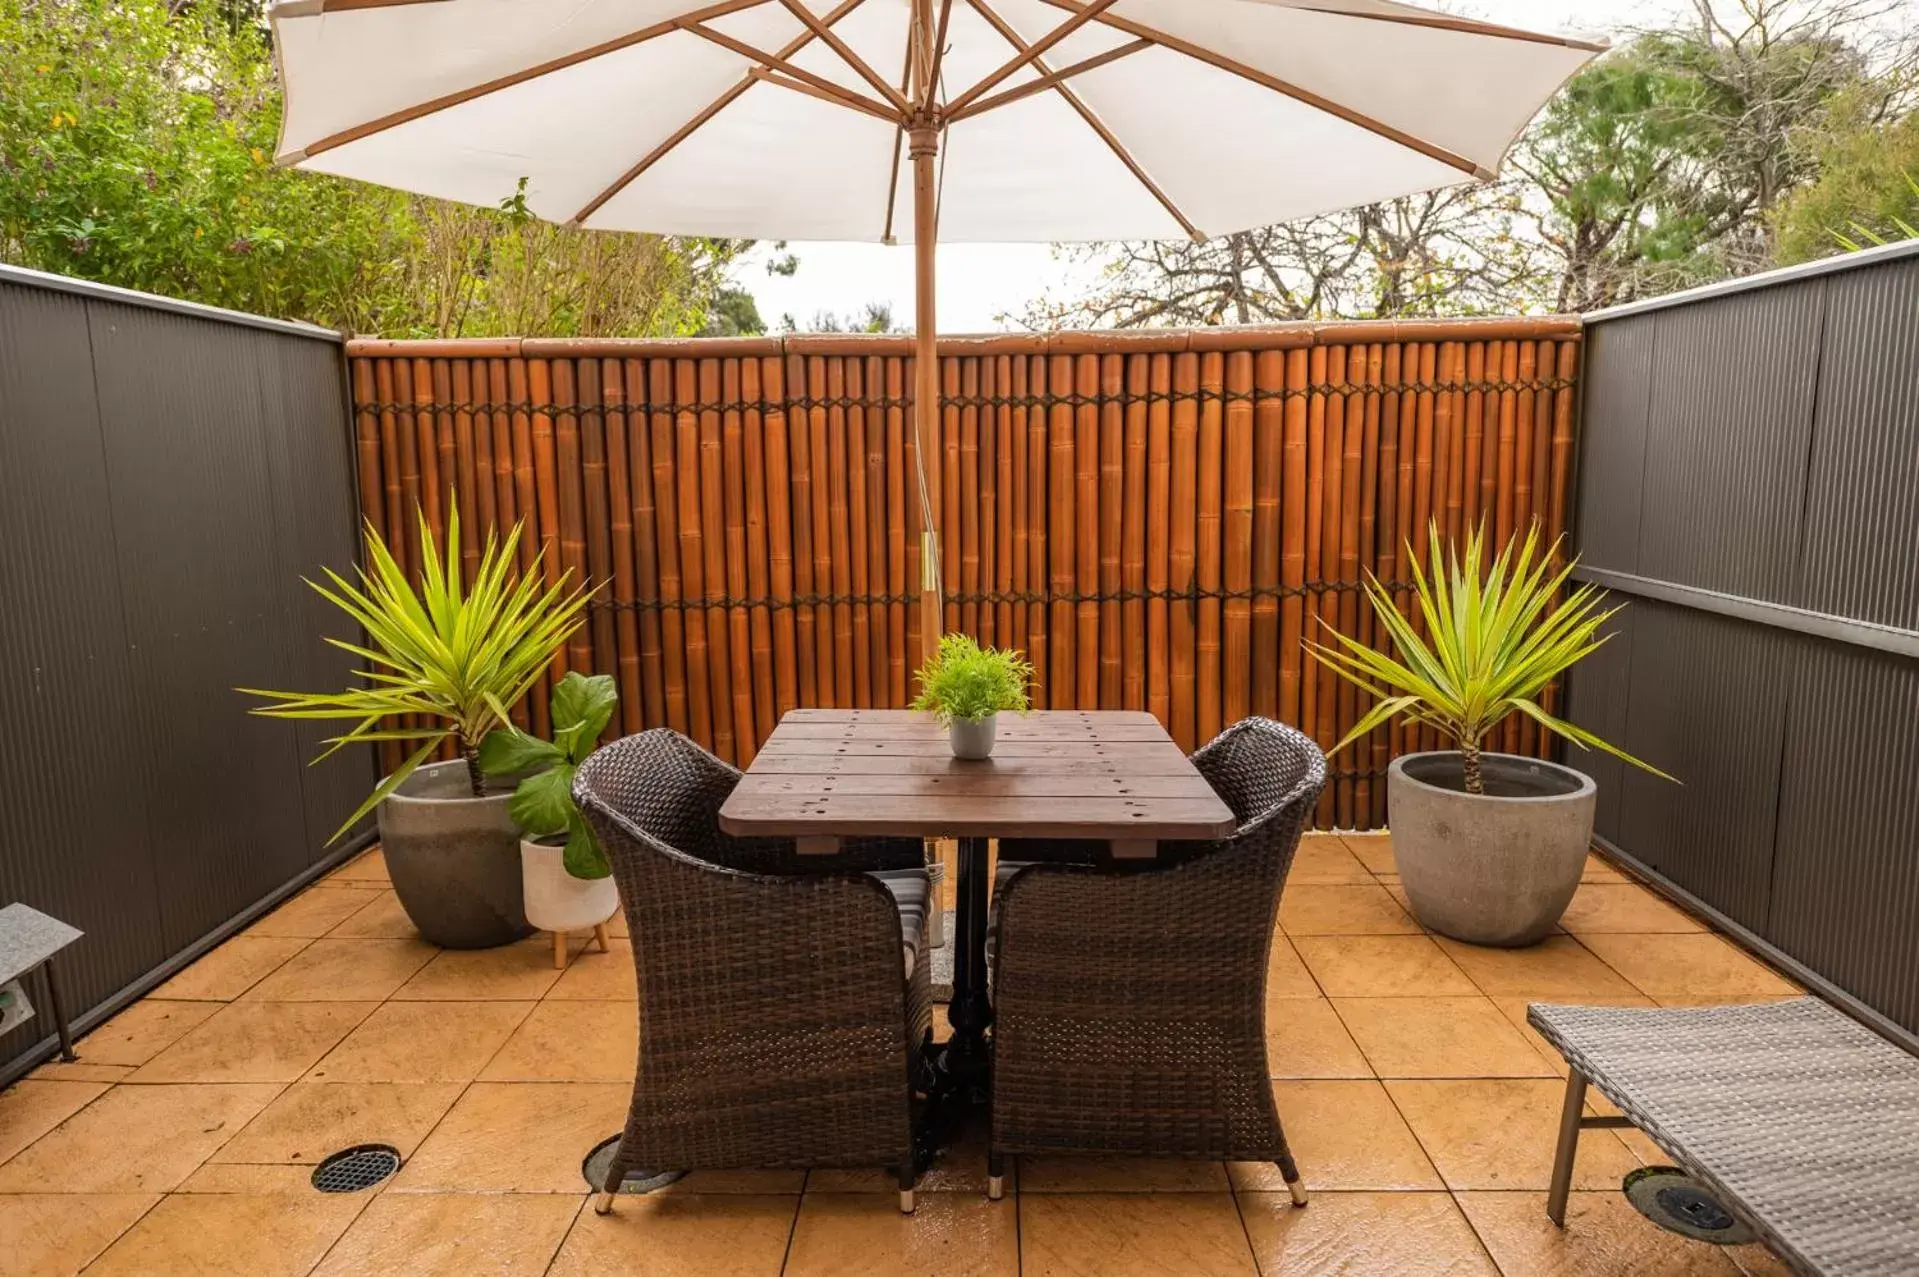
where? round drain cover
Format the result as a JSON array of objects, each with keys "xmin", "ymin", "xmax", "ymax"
[
  {"xmin": 583, "ymin": 1136, "xmax": 685, "ymax": 1195},
  {"xmin": 1624, "ymin": 1167, "xmax": 1756, "ymax": 1244},
  {"xmin": 311, "ymin": 1144, "xmax": 402, "ymax": 1194}
]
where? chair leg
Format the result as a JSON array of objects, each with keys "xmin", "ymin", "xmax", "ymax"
[
  {"xmin": 898, "ymin": 1164, "xmax": 916, "ymax": 1215},
  {"xmin": 1275, "ymin": 1150, "xmax": 1308, "ymax": 1207},
  {"xmin": 1546, "ymin": 1069, "xmax": 1588, "ymax": 1227},
  {"xmin": 595, "ymin": 1147, "xmax": 630, "ymax": 1216},
  {"xmin": 40, "ymin": 961, "xmax": 76, "ymax": 1063},
  {"xmin": 987, "ymin": 1151, "xmax": 1005, "ymax": 1201}
]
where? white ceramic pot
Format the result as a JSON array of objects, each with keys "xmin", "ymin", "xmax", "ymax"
[
  {"xmin": 949, "ymin": 713, "xmax": 997, "ymax": 760},
  {"xmin": 520, "ymin": 839, "xmax": 619, "ymax": 934}
]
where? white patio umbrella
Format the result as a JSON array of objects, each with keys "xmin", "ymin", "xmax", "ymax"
[{"xmin": 270, "ymin": 0, "xmax": 1603, "ymax": 656}]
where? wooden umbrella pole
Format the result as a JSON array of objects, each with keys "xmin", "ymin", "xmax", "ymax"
[{"xmin": 909, "ymin": 116, "xmax": 943, "ymax": 669}]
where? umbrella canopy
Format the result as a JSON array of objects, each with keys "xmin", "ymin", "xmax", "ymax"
[
  {"xmin": 272, "ymin": 0, "xmax": 1603, "ymax": 658},
  {"xmin": 273, "ymin": 0, "xmax": 1601, "ymax": 243}
]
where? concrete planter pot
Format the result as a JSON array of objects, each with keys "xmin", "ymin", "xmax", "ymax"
[
  {"xmin": 949, "ymin": 713, "xmax": 998, "ymax": 760},
  {"xmin": 376, "ymin": 759, "xmax": 534, "ymax": 950},
  {"xmin": 520, "ymin": 839, "xmax": 619, "ymax": 934},
  {"xmin": 1387, "ymin": 751, "xmax": 1597, "ymax": 948}
]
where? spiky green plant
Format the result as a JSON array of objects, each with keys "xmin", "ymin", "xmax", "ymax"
[
  {"xmin": 911, "ymin": 634, "xmax": 1033, "ymax": 725},
  {"xmin": 1306, "ymin": 524, "xmax": 1671, "ymax": 795},
  {"xmin": 240, "ymin": 501, "xmax": 591, "ymax": 842}
]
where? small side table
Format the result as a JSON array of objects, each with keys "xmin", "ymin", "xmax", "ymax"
[{"xmin": 0, "ymin": 903, "xmax": 84, "ymax": 1062}]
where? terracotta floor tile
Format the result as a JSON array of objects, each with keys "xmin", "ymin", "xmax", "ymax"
[
  {"xmin": 54, "ymin": 998, "xmax": 220, "ymax": 1070},
  {"xmin": 26, "ymin": 1062, "xmax": 133, "ymax": 1084},
  {"xmin": 1265, "ymin": 997, "xmax": 1373, "ymax": 1079},
  {"xmin": 1558, "ymin": 883, "xmax": 1706, "ymax": 935},
  {"xmin": 211, "ymin": 1081, "xmax": 464, "ymax": 1164},
  {"xmin": 0, "ymin": 1083, "xmax": 280, "ymax": 1193},
  {"xmin": 1018, "ymin": 1192, "xmax": 1254, "ymax": 1277},
  {"xmin": 1583, "ymin": 853, "xmax": 1628, "ymax": 882},
  {"xmin": 1292, "ymin": 935, "xmax": 1476, "ymax": 997},
  {"xmin": 1385, "ymin": 1079, "xmax": 1641, "ymax": 1191},
  {"xmin": 1280, "ymin": 883, "xmax": 1421, "ymax": 935},
  {"xmin": 151, "ymin": 936, "xmax": 311, "ymax": 1001},
  {"xmin": 1489, "ymin": 996, "xmax": 1653, "ymax": 1076},
  {"xmin": 655, "ymin": 1169, "xmax": 808, "ymax": 1194},
  {"xmin": 1339, "ymin": 833, "xmax": 1398, "ymax": 875},
  {"xmin": 546, "ymin": 939, "xmax": 639, "ymax": 1000},
  {"xmin": 241, "ymin": 937, "xmax": 439, "ymax": 1002},
  {"xmin": 1018, "ymin": 1156, "xmax": 1229, "ymax": 1192},
  {"xmin": 1579, "ymin": 933, "xmax": 1800, "ymax": 999},
  {"xmin": 1435, "ymin": 935, "xmax": 1644, "ymax": 999},
  {"xmin": 1228, "ymin": 1079, "xmax": 1442, "ymax": 1192},
  {"xmin": 307, "ymin": 1000, "xmax": 533, "ymax": 1082},
  {"xmin": 392, "ymin": 941, "xmax": 568, "ymax": 1001},
  {"xmin": 1240, "ymin": 1189, "xmax": 1496, "ymax": 1275},
  {"xmin": 1456, "ymin": 1190, "xmax": 1744, "ymax": 1275},
  {"xmin": 549, "ymin": 1193, "xmax": 797, "ymax": 1276},
  {"xmin": 312, "ymin": 1191, "xmax": 578, "ymax": 1276},
  {"xmin": 326, "ymin": 889, "xmax": 420, "ymax": 940},
  {"xmin": 390, "ymin": 1081, "xmax": 626, "ymax": 1192},
  {"xmin": 129, "ymin": 1000, "xmax": 376, "ymax": 1083},
  {"xmin": 785, "ymin": 1192, "xmax": 1016, "ymax": 1276},
  {"xmin": 1333, "ymin": 996, "xmax": 1558, "ymax": 1078},
  {"xmin": 0, "ymin": 1079, "xmax": 110, "ymax": 1167},
  {"xmin": 480, "ymin": 1000, "xmax": 637, "ymax": 1082},
  {"xmin": 1730, "ymin": 1242, "xmax": 1798, "ymax": 1276},
  {"xmin": 0, "ymin": 1192, "xmax": 158, "ymax": 1277},
  {"xmin": 1289, "ymin": 836, "xmax": 1374, "ymax": 884},
  {"xmin": 328, "ymin": 847, "xmax": 390, "ymax": 884},
  {"xmin": 246, "ymin": 887, "xmax": 379, "ymax": 938},
  {"xmin": 85, "ymin": 1189, "xmax": 367, "ymax": 1277},
  {"xmin": 1265, "ymin": 935, "xmax": 1322, "ymax": 999},
  {"xmin": 807, "ymin": 1119, "xmax": 999, "ymax": 1194},
  {"xmin": 175, "ymin": 1162, "xmax": 343, "ymax": 1193}
]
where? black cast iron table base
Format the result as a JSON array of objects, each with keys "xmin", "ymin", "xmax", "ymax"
[{"xmin": 913, "ymin": 835, "xmax": 993, "ymax": 1172}]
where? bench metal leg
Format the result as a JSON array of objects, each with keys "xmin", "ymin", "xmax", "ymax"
[
  {"xmin": 1547, "ymin": 1069, "xmax": 1587, "ymax": 1227},
  {"xmin": 40, "ymin": 960, "xmax": 76, "ymax": 1063}
]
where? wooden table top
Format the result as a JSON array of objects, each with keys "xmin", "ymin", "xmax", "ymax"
[{"xmin": 720, "ymin": 710, "xmax": 1237, "ymax": 843}]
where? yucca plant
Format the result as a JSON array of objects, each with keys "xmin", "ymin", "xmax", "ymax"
[
  {"xmin": 241, "ymin": 500, "xmax": 591, "ymax": 842},
  {"xmin": 1307, "ymin": 523, "xmax": 1670, "ymax": 795}
]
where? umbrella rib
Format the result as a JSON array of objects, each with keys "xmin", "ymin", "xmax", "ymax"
[
  {"xmin": 943, "ymin": 0, "xmax": 1120, "ymax": 118},
  {"xmin": 944, "ymin": 38, "xmax": 1152, "ymax": 123},
  {"xmin": 1286, "ymin": 5, "xmax": 1608, "ymax": 53},
  {"xmin": 284, "ymin": 0, "xmax": 775, "ymax": 163},
  {"xmin": 776, "ymin": 0, "xmax": 913, "ymax": 113},
  {"xmin": 678, "ymin": 21, "xmax": 902, "ymax": 121},
  {"xmin": 1033, "ymin": 0, "xmax": 1493, "ymax": 180},
  {"xmin": 881, "ymin": 24, "xmax": 919, "ymax": 243},
  {"xmin": 963, "ymin": 0, "xmax": 1204, "ymax": 242},
  {"xmin": 922, "ymin": 0, "xmax": 955, "ymax": 113},
  {"xmin": 571, "ymin": 0, "xmax": 874, "ymax": 226}
]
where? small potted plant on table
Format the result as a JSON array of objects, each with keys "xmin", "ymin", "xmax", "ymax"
[
  {"xmin": 478, "ymin": 671, "xmax": 620, "ymax": 969},
  {"xmin": 912, "ymin": 635, "xmax": 1034, "ymax": 760},
  {"xmin": 1308, "ymin": 524, "xmax": 1672, "ymax": 947}
]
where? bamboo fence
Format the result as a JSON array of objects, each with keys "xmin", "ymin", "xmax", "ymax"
[{"xmin": 346, "ymin": 316, "xmax": 1582, "ymax": 830}]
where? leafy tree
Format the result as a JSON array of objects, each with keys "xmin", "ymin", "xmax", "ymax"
[{"xmin": 1774, "ymin": 103, "xmax": 1919, "ymax": 259}]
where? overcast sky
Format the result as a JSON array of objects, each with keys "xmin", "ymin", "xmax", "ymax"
[{"xmin": 733, "ymin": 0, "xmax": 1691, "ymax": 332}]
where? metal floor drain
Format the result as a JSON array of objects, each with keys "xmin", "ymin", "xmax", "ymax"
[
  {"xmin": 311, "ymin": 1144, "xmax": 402, "ymax": 1194},
  {"xmin": 1624, "ymin": 1167, "xmax": 1757, "ymax": 1244},
  {"xmin": 583, "ymin": 1136, "xmax": 685, "ymax": 1195}
]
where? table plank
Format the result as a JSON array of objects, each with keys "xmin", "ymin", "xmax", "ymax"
[
  {"xmin": 732, "ymin": 772, "xmax": 1218, "ymax": 800},
  {"xmin": 741, "ymin": 754, "xmax": 1201, "ymax": 777},
  {"xmin": 753, "ymin": 739, "xmax": 1190, "ymax": 761},
  {"xmin": 721, "ymin": 793, "xmax": 1236, "ymax": 840}
]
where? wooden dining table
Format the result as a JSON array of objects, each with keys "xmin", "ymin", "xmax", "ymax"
[{"xmin": 718, "ymin": 708, "xmax": 1237, "ymax": 1162}]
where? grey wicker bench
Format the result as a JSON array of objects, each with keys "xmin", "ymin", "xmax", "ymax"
[{"xmin": 1528, "ymin": 998, "xmax": 1919, "ymax": 1276}]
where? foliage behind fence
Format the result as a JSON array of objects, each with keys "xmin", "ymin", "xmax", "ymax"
[{"xmin": 346, "ymin": 318, "xmax": 1581, "ymax": 830}]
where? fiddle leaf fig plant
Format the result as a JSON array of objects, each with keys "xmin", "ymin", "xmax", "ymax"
[
  {"xmin": 477, "ymin": 672, "xmax": 617, "ymax": 880},
  {"xmin": 1306, "ymin": 523, "xmax": 1673, "ymax": 796},
  {"xmin": 911, "ymin": 634, "xmax": 1034, "ymax": 724}
]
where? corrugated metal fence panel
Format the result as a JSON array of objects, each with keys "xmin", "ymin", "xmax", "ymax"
[
  {"xmin": 0, "ymin": 272, "xmax": 370, "ymax": 1077},
  {"xmin": 1770, "ymin": 642, "xmax": 1919, "ymax": 1033},
  {"xmin": 1563, "ymin": 607, "xmax": 1634, "ymax": 846},
  {"xmin": 1575, "ymin": 243, "xmax": 1919, "ymax": 1041},
  {"xmin": 0, "ymin": 282, "xmax": 169, "ymax": 1032},
  {"xmin": 1635, "ymin": 284, "xmax": 1824, "ymax": 607},
  {"xmin": 1797, "ymin": 255, "xmax": 1919, "ymax": 632}
]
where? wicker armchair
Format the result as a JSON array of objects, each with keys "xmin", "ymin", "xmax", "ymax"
[
  {"xmin": 573, "ymin": 729, "xmax": 932, "ymax": 1215},
  {"xmin": 989, "ymin": 717, "xmax": 1326, "ymax": 1203}
]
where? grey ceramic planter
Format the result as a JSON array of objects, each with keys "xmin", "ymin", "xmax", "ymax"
[
  {"xmin": 1386, "ymin": 752, "xmax": 1596, "ymax": 948},
  {"xmin": 376, "ymin": 759, "xmax": 534, "ymax": 949},
  {"xmin": 949, "ymin": 713, "xmax": 997, "ymax": 760}
]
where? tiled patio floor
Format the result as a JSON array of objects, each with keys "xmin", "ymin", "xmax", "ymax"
[{"xmin": 1, "ymin": 834, "xmax": 1803, "ymax": 1275}]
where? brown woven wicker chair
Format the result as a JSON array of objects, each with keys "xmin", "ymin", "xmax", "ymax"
[
  {"xmin": 573, "ymin": 729, "xmax": 932, "ymax": 1215},
  {"xmin": 989, "ymin": 717, "xmax": 1326, "ymax": 1204}
]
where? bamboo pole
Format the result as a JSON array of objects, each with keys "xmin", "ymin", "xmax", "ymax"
[
  {"xmin": 1146, "ymin": 352, "xmax": 1172, "ymax": 728},
  {"xmin": 601, "ymin": 359, "xmax": 643, "ymax": 734},
  {"xmin": 674, "ymin": 360, "xmax": 716, "ymax": 751},
  {"xmin": 647, "ymin": 359, "xmax": 689, "ymax": 735},
  {"xmin": 1223, "ymin": 350, "xmax": 1254, "ymax": 728},
  {"xmin": 808, "ymin": 355, "xmax": 837, "ymax": 706},
  {"xmin": 1050, "ymin": 352, "xmax": 1078, "ymax": 705},
  {"xmin": 866, "ymin": 355, "xmax": 891, "ymax": 699},
  {"xmin": 744, "ymin": 357, "xmax": 778, "ymax": 738},
  {"xmin": 788, "ymin": 352, "xmax": 819, "ymax": 708},
  {"xmin": 826, "ymin": 356, "xmax": 854, "ymax": 705},
  {"xmin": 1122, "ymin": 353, "xmax": 1148, "ymax": 712},
  {"xmin": 1168, "ymin": 351, "xmax": 1199, "ymax": 750},
  {"xmin": 959, "ymin": 356, "xmax": 981, "ymax": 642},
  {"xmin": 720, "ymin": 357, "xmax": 756, "ymax": 760},
  {"xmin": 766, "ymin": 356, "xmax": 800, "ymax": 717},
  {"xmin": 1251, "ymin": 350, "xmax": 1282, "ymax": 721},
  {"xmin": 1195, "ymin": 351, "xmax": 1224, "ymax": 745},
  {"xmin": 885, "ymin": 355, "xmax": 908, "ymax": 706},
  {"xmin": 846, "ymin": 358, "xmax": 874, "ymax": 708},
  {"xmin": 1301, "ymin": 346, "xmax": 1325, "ymax": 763}
]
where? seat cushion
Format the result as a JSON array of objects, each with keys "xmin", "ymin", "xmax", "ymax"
[{"xmin": 868, "ymin": 868, "xmax": 928, "ymax": 979}]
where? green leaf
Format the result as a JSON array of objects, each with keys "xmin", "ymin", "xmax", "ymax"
[
  {"xmin": 549, "ymin": 672, "xmax": 618, "ymax": 761},
  {"xmin": 508, "ymin": 762, "xmax": 576, "ymax": 837},
  {"xmin": 562, "ymin": 810, "xmax": 611, "ymax": 880},
  {"xmin": 475, "ymin": 727, "xmax": 563, "ymax": 777}
]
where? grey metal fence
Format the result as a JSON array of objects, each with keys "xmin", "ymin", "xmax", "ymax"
[
  {"xmin": 1569, "ymin": 239, "xmax": 1919, "ymax": 1046},
  {"xmin": 0, "ymin": 265, "xmax": 375, "ymax": 1083}
]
